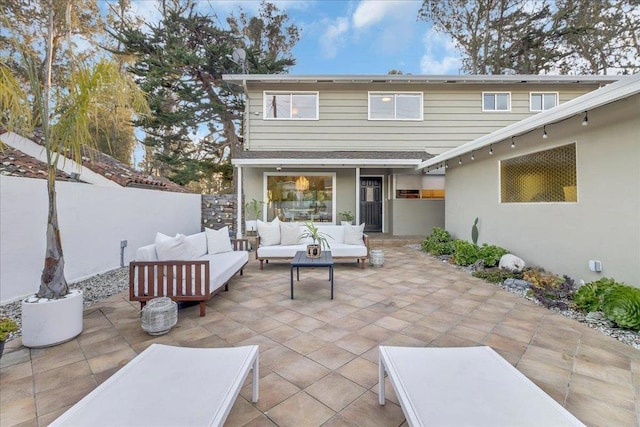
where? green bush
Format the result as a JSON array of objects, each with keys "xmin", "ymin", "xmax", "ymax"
[
  {"xmin": 452, "ymin": 240, "xmax": 479, "ymax": 266},
  {"xmin": 422, "ymin": 227, "xmax": 455, "ymax": 255},
  {"xmin": 574, "ymin": 277, "xmax": 617, "ymax": 312},
  {"xmin": 478, "ymin": 244, "xmax": 508, "ymax": 268},
  {"xmin": 472, "ymin": 268, "xmax": 520, "ymax": 284},
  {"xmin": 601, "ymin": 285, "xmax": 640, "ymax": 330}
]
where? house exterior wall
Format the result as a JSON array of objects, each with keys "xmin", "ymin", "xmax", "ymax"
[
  {"xmin": 0, "ymin": 176, "xmax": 201, "ymax": 303},
  {"xmin": 390, "ymin": 199, "xmax": 445, "ymax": 236},
  {"xmin": 246, "ymin": 83, "xmax": 599, "ymax": 154},
  {"xmin": 444, "ymin": 94, "xmax": 640, "ymax": 286}
]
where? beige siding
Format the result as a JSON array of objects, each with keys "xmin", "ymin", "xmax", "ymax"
[
  {"xmin": 443, "ymin": 94, "xmax": 640, "ymax": 286},
  {"xmin": 246, "ymin": 83, "xmax": 600, "ymax": 154}
]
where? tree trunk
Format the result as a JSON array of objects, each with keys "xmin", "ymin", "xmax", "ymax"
[{"xmin": 38, "ymin": 168, "xmax": 68, "ymax": 299}]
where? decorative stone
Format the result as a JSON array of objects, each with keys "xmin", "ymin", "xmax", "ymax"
[
  {"xmin": 499, "ymin": 254, "xmax": 526, "ymax": 273},
  {"xmin": 370, "ymin": 249, "xmax": 384, "ymax": 267},
  {"xmin": 503, "ymin": 278, "xmax": 531, "ymax": 292},
  {"xmin": 141, "ymin": 297, "xmax": 177, "ymax": 336}
]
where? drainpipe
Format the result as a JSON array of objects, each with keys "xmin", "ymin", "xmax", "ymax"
[
  {"xmin": 236, "ymin": 166, "xmax": 243, "ymax": 238},
  {"xmin": 355, "ymin": 167, "xmax": 360, "ymax": 224}
]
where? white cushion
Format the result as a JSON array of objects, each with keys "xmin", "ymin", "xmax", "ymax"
[
  {"xmin": 280, "ymin": 222, "xmax": 303, "ymax": 245},
  {"xmin": 344, "ymin": 223, "xmax": 366, "ymax": 246},
  {"xmin": 257, "ymin": 243, "xmax": 367, "ymax": 258},
  {"xmin": 155, "ymin": 233, "xmax": 196, "ymax": 261},
  {"xmin": 318, "ymin": 225, "xmax": 345, "ymax": 244},
  {"xmin": 135, "ymin": 244, "xmax": 158, "ymax": 262},
  {"xmin": 205, "ymin": 226, "xmax": 233, "ymax": 254},
  {"xmin": 185, "ymin": 232, "xmax": 208, "ymax": 257},
  {"xmin": 257, "ymin": 218, "xmax": 281, "ymax": 246}
]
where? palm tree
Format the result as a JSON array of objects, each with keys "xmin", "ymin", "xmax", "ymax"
[{"xmin": 0, "ymin": 4, "xmax": 149, "ymax": 299}]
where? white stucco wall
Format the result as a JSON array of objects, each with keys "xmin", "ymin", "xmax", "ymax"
[
  {"xmin": 0, "ymin": 176, "xmax": 201, "ymax": 303},
  {"xmin": 444, "ymin": 94, "xmax": 640, "ymax": 286}
]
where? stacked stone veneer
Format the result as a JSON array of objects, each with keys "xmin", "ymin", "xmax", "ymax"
[{"xmin": 202, "ymin": 194, "xmax": 236, "ymax": 236}]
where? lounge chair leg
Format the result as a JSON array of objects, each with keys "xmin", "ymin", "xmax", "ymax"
[
  {"xmin": 199, "ymin": 302, "xmax": 206, "ymax": 317},
  {"xmin": 240, "ymin": 268, "xmax": 243, "ymax": 276},
  {"xmin": 252, "ymin": 352, "xmax": 259, "ymax": 403},
  {"xmin": 379, "ymin": 357, "xmax": 386, "ymax": 405},
  {"xmin": 259, "ymin": 260, "xmax": 264, "ymax": 270},
  {"xmin": 225, "ymin": 283, "xmax": 229, "ymax": 291}
]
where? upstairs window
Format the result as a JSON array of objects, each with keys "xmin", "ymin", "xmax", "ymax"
[
  {"xmin": 369, "ymin": 92, "xmax": 423, "ymax": 120},
  {"xmin": 482, "ymin": 92, "xmax": 511, "ymax": 111},
  {"xmin": 530, "ymin": 92, "xmax": 558, "ymax": 111},
  {"xmin": 264, "ymin": 92, "xmax": 318, "ymax": 120}
]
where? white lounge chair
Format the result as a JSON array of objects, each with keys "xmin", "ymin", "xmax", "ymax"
[
  {"xmin": 378, "ymin": 345, "xmax": 585, "ymax": 427},
  {"xmin": 51, "ymin": 344, "xmax": 259, "ymax": 427}
]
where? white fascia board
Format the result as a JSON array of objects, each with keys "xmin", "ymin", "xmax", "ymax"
[
  {"xmin": 232, "ymin": 158, "xmax": 423, "ymax": 167},
  {"xmin": 417, "ymin": 74, "xmax": 640, "ymax": 170},
  {"xmin": 222, "ymin": 74, "xmax": 621, "ymax": 85}
]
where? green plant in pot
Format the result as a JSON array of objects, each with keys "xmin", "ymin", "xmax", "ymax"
[
  {"xmin": 339, "ymin": 210, "xmax": 354, "ymax": 225},
  {"xmin": 0, "ymin": 318, "xmax": 18, "ymax": 358},
  {"xmin": 299, "ymin": 222, "xmax": 331, "ymax": 258},
  {"xmin": 1, "ymin": 6, "xmax": 149, "ymax": 347},
  {"xmin": 245, "ymin": 199, "xmax": 264, "ymax": 232}
]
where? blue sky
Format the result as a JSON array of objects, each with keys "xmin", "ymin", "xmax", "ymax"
[{"xmin": 125, "ymin": 0, "xmax": 461, "ymax": 75}]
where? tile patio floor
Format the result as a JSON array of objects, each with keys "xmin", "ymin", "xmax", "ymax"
[{"xmin": 1, "ymin": 246, "xmax": 639, "ymax": 426}]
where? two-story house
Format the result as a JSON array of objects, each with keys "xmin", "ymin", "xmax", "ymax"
[{"xmin": 223, "ymin": 74, "xmax": 620, "ymax": 238}]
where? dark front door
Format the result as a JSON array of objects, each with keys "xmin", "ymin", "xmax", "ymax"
[{"xmin": 360, "ymin": 177, "xmax": 382, "ymax": 232}]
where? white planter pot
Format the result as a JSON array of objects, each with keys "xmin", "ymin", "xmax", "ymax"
[
  {"xmin": 21, "ymin": 289, "xmax": 83, "ymax": 348},
  {"xmin": 245, "ymin": 220, "xmax": 258, "ymax": 232}
]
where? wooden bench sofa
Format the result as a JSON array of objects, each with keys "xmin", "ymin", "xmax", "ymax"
[
  {"xmin": 255, "ymin": 222, "xmax": 369, "ymax": 269},
  {"xmin": 129, "ymin": 231, "xmax": 248, "ymax": 316}
]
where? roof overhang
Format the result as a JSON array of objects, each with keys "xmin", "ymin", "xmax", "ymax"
[
  {"xmin": 417, "ymin": 74, "xmax": 640, "ymax": 170},
  {"xmin": 233, "ymin": 158, "xmax": 424, "ymax": 168},
  {"xmin": 223, "ymin": 74, "xmax": 622, "ymax": 85},
  {"xmin": 231, "ymin": 150, "xmax": 429, "ymax": 168}
]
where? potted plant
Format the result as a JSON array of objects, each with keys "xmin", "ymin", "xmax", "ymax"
[
  {"xmin": 1, "ymin": 7, "xmax": 149, "ymax": 347},
  {"xmin": 0, "ymin": 318, "xmax": 18, "ymax": 358},
  {"xmin": 299, "ymin": 222, "xmax": 331, "ymax": 258},
  {"xmin": 339, "ymin": 210, "xmax": 355, "ymax": 225},
  {"xmin": 245, "ymin": 198, "xmax": 264, "ymax": 233}
]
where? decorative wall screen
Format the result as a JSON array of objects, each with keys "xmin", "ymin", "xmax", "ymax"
[{"xmin": 501, "ymin": 143, "xmax": 577, "ymax": 203}]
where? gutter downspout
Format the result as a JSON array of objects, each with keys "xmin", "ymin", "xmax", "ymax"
[
  {"xmin": 236, "ymin": 166, "xmax": 243, "ymax": 238},
  {"xmin": 236, "ymin": 78, "xmax": 249, "ymax": 239},
  {"xmin": 355, "ymin": 167, "xmax": 360, "ymax": 225}
]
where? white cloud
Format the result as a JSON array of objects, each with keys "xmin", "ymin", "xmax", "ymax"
[
  {"xmin": 319, "ymin": 16, "xmax": 350, "ymax": 59},
  {"xmin": 419, "ymin": 29, "xmax": 462, "ymax": 74},
  {"xmin": 352, "ymin": 0, "xmax": 420, "ymax": 29}
]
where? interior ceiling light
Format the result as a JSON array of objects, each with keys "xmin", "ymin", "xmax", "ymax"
[
  {"xmin": 582, "ymin": 111, "xmax": 588, "ymax": 126},
  {"xmin": 543, "ymin": 125, "xmax": 548, "ymax": 139},
  {"xmin": 381, "ymin": 96, "xmax": 392, "ymax": 102}
]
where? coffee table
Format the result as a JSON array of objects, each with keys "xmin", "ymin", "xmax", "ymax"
[{"xmin": 290, "ymin": 250, "xmax": 334, "ymax": 299}]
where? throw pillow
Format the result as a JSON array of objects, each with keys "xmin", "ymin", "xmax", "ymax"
[
  {"xmin": 344, "ymin": 223, "xmax": 366, "ymax": 246},
  {"xmin": 155, "ymin": 232, "xmax": 197, "ymax": 260},
  {"xmin": 257, "ymin": 217, "xmax": 281, "ymax": 246},
  {"xmin": 205, "ymin": 226, "xmax": 233, "ymax": 254},
  {"xmin": 185, "ymin": 232, "xmax": 208, "ymax": 257},
  {"xmin": 280, "ymin": 222, "xmax": 302, "ymax": 245}
]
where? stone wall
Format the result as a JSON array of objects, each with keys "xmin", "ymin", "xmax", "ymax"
[{"xmin": 202, "ymin": 194, "xmax": 236, "ymax": 236}]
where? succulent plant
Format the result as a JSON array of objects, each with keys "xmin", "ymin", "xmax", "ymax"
[
  {"xmin": 601, "ymin": 285, "xmax": 640, "ymax": 330},
  {"xmin": 471, "ymin": 217, "xmax": 479, "ymax": 245},
  {"xmin": 574, "ymin": 278, "xmax": 617, "ymax": 312}
]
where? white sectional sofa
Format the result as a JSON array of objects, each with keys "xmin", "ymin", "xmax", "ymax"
[
  {"xmin": 129, "ymin": 229, "xmax": 249, "ymax": 316},
  {"xmin": 255, "ymin": 220, "xmax": 369, "ymax": 269}
]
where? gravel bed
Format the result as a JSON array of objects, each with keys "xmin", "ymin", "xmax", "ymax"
[{"xmin": 0, "ymin": 267, "xmax": 129, "ymax": 342}]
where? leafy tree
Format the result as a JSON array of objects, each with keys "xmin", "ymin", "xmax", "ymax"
[
  {"xmin": 0, "ymin": 1, "xmax": 149, "ymax": 299},
  {"xmin": 108, "ymin": 0, "xmax": 299, "ymax": 186},
  {"xmin": 418, "ymin": 0, "xmax": 640, "ymax": 75}
]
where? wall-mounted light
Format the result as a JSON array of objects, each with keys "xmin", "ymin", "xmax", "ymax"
[
  {"xmin": 582, "ymin": 111, "xmax": 588, "ymax": 126},
  {"xmin": 445, "ymin": 161, "xmax": 449, "ymax": 169},
  {"xmin": 543, "ymin": 125, "xmax": 548, "ymax": 139},
  {"xmin": 471, "ymin": 151, "xmax": 475, "ymax": 160},
  {"xmin": 511, "ymin": 137, "xmax": 515, "ymax": 148},
  {"xmin": 489, "ymin": 145, "xmax": 493, "ymax": 155},
  {"xmin": 458, "ymin": 157, "xmax": 462, "ymax": 165}
]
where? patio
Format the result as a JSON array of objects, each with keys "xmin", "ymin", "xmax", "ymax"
[{"xmin": 1, "ymin": 245, "xmax": 638, "ymax": 426}]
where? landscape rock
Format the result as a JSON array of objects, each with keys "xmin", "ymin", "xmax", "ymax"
[
  {"xmin": 503, "ymin": 278, "xmax": 531, "ymax": 292},
  {"xmin": 499, "ymin": 254, "xmax": 526, "ymax": 273}
]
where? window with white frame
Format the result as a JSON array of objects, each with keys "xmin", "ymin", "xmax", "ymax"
[
  {"xmin": 264, "ymin": 92, "xmax": 318, "ymax": 120},
  {"xmin": 530, "ymin": 92, "xmax": 558, "ymax": 111},
  {"xmin": 265, "ymin": 173, "xmax": 335, "ymax": 222},
  {"xmin": 482, "ymin": 92, "xmax": 511, "ymax": 111},
  {"xmin": 369, "ymin": 92, "xmax": 423, "ymax": 120}
]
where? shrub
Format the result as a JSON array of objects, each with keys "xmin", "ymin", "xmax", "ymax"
[
  {"xmin": 0, "ymin": 318, "xmax": 18, "ymax": 341},
  {"xmin": 422, "ymin": 227, "xmax": 455, "ymax": 255},
  {"xmin": 472, "ymin": 268, "xmax": 520, "ymax": 284},
  {"xmin": 601, "ymin": 285, "xmax": 640, "ymax": 330},
  {"xmin": 478, "ymin": 244, "xmax": 508, "ymax": 268},
  {"xmin": 452, "ymin": 240, "xmax": 479, "ymax": 266},
  {"xmin": 528, "ymin": 274, "xmax": 576, "ymax": 310},
  {"xmin": 573, "ymin": 277, "xmax": 617, "ymax": 312}
]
